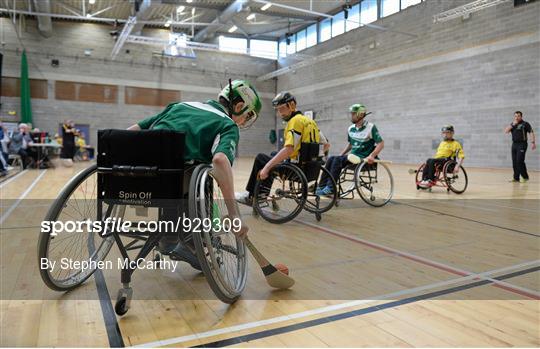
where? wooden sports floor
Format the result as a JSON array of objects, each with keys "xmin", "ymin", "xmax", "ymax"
[{"xmin": 1, "ymin": 158, "xmax": 539, "ymax": 347}]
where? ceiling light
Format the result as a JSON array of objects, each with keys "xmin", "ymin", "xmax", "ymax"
[
  {"xmin": 89, "ymin": 0, "xmax": 95, "ymax": 4},
  {"xmin": 261, "ymin": 3, "xmax": 272, "ymax": 11},
  {"xmin": 186, "ymin": 0, "xmax": 193, "ymax": 2},
  {"xmin": 192, "ymin": 8, "xmax": 195, "ymax": 15},
  {"xmin": 246, "ymin": 13, "xmax": 256, "ymax": 20},
  {"xmin": 228, "ymin": 25, "xmax": 237, "ymax": 33},
  {"xmin": 177, "ymin": 5, "xmax": 185, "ymax": 12},
  {"xmin": 165, "ymin": 20, "xmax": 172, "ymax": 27},
  {"xmin": 86, "ymin": 13, "xmax": 92, "ymax": 18}
]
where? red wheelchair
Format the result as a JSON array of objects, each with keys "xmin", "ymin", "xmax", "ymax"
[{"xmin": 413, "ymin": 154, "xmax": 468, "ymax": 194}]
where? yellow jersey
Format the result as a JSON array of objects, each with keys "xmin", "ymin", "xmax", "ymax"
[
  {"xmin": 76, "ymin": 137, "xmax": 86, "ymax": 148},
  {"xmin": 434, "ymin": 140, "xmax": 465, "ymax": 159},
  {"xmin": 284, "ymin": 111, "xmax": 320, "ymax": 160}
]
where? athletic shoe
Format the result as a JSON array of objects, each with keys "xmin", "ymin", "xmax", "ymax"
[
  {"xmin": 520, "ymin": 178, "xmax": 529, "ymax": 183},
  {"xmin": 508, "ymin": 179, "xmax": 519, "ymax": 183},
  {"xmin": 235, "ymin": 191, "xmax": 252, "ymax": 206},
  {"xmin": 0, "ymin": 171, "xmax": 7, "ymax": 178},
  {"xmin": 169, "ymin": 243, "xmax": 202, "ymax": 271},
  {"xmin": 418, "ymin": 180, "xmax": 432, "ymax": 188},
  {"xmin": 316, "ymin": 186, "xmax": 333, "ymax": 196}
]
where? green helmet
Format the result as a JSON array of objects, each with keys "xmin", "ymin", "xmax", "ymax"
[
  {"xmin": 349, "ymin": 104, "xmax": 367, "ymax": 113},
  {"xmin": 219, "ymin": 80, "xmax": 262, "ymax": 129}
]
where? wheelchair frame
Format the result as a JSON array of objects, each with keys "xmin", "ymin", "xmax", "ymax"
[
  {"xmin": 252, "ymin": 143, "xmax": 338, "ymax": 224},
  {"xmin": 414, "ymin": 151, "xmax": 468, "ymax": 194},
  {"xmin": 38, "ymin": 130, "xmax": 247, "ymax": 316},
  {"xmin": 336, "ymin": 159, "xmax": 394, "ymax": 207}
]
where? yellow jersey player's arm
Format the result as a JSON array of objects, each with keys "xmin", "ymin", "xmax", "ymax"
[
  {"xmin": 454, "ymin": 142, "xmax": 465, "ymax": 173},
  {"xmin": 259, "ymin": 116, "xmax": 302, "ymax": 179}
]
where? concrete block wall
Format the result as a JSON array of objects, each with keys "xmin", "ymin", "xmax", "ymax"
[
  {"xmin": 277, "ymin": 0, "xmax": 540, "ymax": 168},
  {"xmin": 0, "ymin": 19, "xmax": 277, "ymax": 156}
]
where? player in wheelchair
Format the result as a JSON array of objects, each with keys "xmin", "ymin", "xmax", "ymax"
[
  {"xmin": 314, "ymin": 104, "xmax": 393, "ymax": 207},
  {"xmin": 38, "ymin": 80, "xmax": 262, "ymax": 313},
  {"xmin": 415, "ymin": 125, "xmax": 468, "ymax": 193},
  {"xmin": 236, "ymin": 91, "xmax": 331, "ymax": 223}
]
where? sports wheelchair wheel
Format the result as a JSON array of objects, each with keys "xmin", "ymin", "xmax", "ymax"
[
  {"xmin": 253, "ymin": 163, "xmax": 307, "ymax": 224},
  {"xmin": 190, "ymin": 164, "xmax": 247, "ymax": 304},
  {"xmin": 304, "ymin": 166, "xmax": 337, "ymax": 216},
  {"xmin": 415, "ymin": 163, "xmax": 426, "ymax": 190},
  {"xmin": 443, "ymin": 161, "xmax": 468, "ymax": 194},
  {"xmin": 355, "ymin": 161, "xmax": 394, "ymax": 207},
  {"xmin": 38, "ymin": 164, "xmax": 116, "ymax": 291}
]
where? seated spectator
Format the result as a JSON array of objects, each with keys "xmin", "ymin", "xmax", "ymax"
[
  {"xmin": 0, "ymin": 122, "xmax": 9, "ymax": 176},
  {"xmin": 9, "ymin": 123, "xmax": 35, "ymax": 169}
]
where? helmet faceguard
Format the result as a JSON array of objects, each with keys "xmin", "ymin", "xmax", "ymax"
[
  {"xmin": 272, "ymin": 91, "xmax": 296, "ymax": 108},
  {"xmin": 441, "ymin": 125, "xmax": 455, "ymax": 133},
  {"xmin": 219, "ymin": 79, "xmax": 262, "ymax": 130},
  {"xmin": 441, "ymin": 125, "xmax": 455, "ymax": 140}
]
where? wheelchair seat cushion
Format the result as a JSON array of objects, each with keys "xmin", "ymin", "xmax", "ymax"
[{"xmin": 97, "ymin": 129, "xmax": 185, "ymax": 204}]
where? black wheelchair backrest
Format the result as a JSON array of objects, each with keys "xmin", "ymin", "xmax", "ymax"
[
  {"xmin": 97, "ymin": 129, "xmax": 185, "ymax": 206},
  {"xmin": 299, "ymin": 142, "xmax": 322, "ymax": 182}
]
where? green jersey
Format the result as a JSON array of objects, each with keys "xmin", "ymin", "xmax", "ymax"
[
  {"xmin": 138, "ymin": 100, "xmax": 239, "ymax": 164},
  {"xmin": 348, "ymin": 121, "xmax": 383, "ymax": 158}
]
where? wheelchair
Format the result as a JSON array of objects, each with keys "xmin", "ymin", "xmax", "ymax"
[
  {"xmin": 252, "ymin": 143, "xmax": 338, "ymax": 224},
  {"xmin": 414, "ymin": 153, "xmax": 468, "ymax": 194},
  {"xmin": 335, "ymin": 154, "xmax": 394, "ymax": 207},
  {"xmin": 38, "ymin": 129, "xmax": 247, "ymax": 315}
]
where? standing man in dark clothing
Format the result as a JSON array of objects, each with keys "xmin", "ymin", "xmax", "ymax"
[
  {"xmin": 504, "ymin": 111, "xmax": 536, "ymax": 182},
  {"xmin": 61, "ymin": 120, "xmax": 77, "ymax": 159}
]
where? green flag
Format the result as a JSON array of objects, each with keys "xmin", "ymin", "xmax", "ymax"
[{"xmin": 20, "ymin": 50, "xmax": 32, "ymax": 124}]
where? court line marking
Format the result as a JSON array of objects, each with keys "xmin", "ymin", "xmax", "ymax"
[
  {"xmin": 390, "ymin": 201, "xmax": 539, "ymax": 237},
  {"xmin": 444, "ymin": 200, "xmax": 540, "ymax": 213},
  {"xmin": 296, "ymin": 218, "xmax": 540, "ymax": 299},
  {"xmin": 194, "ymin": 265, "xmax": 540, "ymax": 348},
  {"xmin": 94, "ymin": 263, "xmax": 125, "ymax": 347},
  {"xmin": 0, "ymin": 170, "xmax": 47, "ymax": 225},
  {"xmin": 130, "ymin": 259, "xmax": 539, "ymax": 348},
  {"xmin": 0, "ymin": 169, "xmax": 29, "ymax": 189},
  {"xmin": 397, "ymin": 200, "xmax": 540, "ymax": 235}
]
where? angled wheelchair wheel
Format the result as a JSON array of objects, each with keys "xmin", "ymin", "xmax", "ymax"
[
  {"xmin": 38, "ymin": 164, "xmax": 116, "ymax": 291},
  {"xmin": 443, "ymin": 162, "xmax": 468, "ymax": 194},
  {"xmin": 253, "ymin": 163, "xmax": 307, "ymax": 224},
  {"xmin": 304, "ymin": 166, "xmax": 337, "ymax": 216},
  {"xmin": 415, "ymin": 163, "xmax": 426, "ymax": 189},
  {"xmin": 190, "ymin": 164, "xmax": 247, "ymax": 304},
  {"xmin": 355, "ymin": 161, "xmax": 394, "ymax": 207}
]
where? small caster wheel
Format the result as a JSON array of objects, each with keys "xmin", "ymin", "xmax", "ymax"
[
  {"xmin": 447, "ymin": 188, "xmax": 450, "ymax": 192},
  {"xmin": 428, "ymin": 188, "xmax": 432, "ymax": 192},
  {"xmin": 335, "ymin": 201, "xmax": 339, "ymax": 207},
  {"xmin": 154, "ymin": 252, "xmax": 162, "ymax": 263},
  {"xmin": 316, "ymin": 213, "xmax": 322, "ymax": 222},
  {"xmin": 252, "ymin": 207, "xmax": 258, "ymax": 217},
  {"xmin": 115, "ymin": 297, "xmax": 129, "ymax": 316},
  {"xmin": 416, "ymin": 185, "xmax": 420, "ymax": 190}
]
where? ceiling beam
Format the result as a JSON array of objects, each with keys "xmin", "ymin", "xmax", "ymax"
[
  {"xmin": 131, "ymin": 0, "xmax": 157, "ymax": 35},
  {"xmin": 56, "ymin": 0, "xmax": 83, "ymax": 17},
  {"xmin": 249, "ymin": 8, "xmax": 317, "ymax": 20},
  {"xmin": 252, "ymin": 0, "xmax": 332, "ymax": 19},
  {"xmin": 0, "ymin": 8, "xmax": 217, "ymax": 26},
  {"xmin": 32, "ymin": 0, "xmax": 52, "ymax": 37},
  {"xmin": 160, "ymin": 0, "xmax": 226, "ymax": 11},
  {"xmin": 230, "ymin": 18, "xmax": 250, "ymax": 38},
  {"xmin": 193, "ymin": 0, "xmax": 245, "ymax": 42}
]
